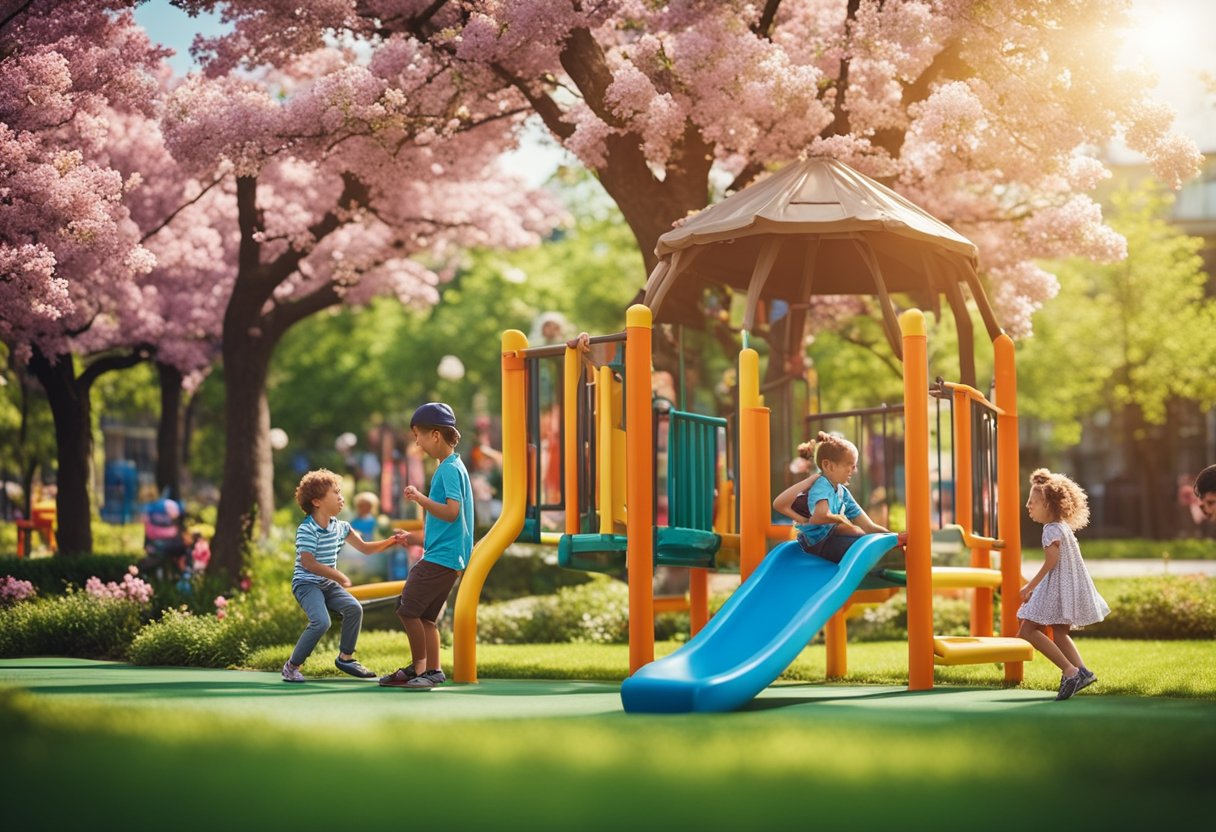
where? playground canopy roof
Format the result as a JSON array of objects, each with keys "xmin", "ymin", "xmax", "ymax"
[{"xmin": 642, "ymin": 157, "xmax": 1000, "ymax": 356}]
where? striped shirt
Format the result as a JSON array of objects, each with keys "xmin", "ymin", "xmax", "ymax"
[{"xmin": 292, "ymin": 515, "xmax": 351, "ymax": 586}]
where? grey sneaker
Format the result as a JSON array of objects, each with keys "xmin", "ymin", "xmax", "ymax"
[
  {"xmin": 404, "ymin": 674, "xmax": 437, "ymax": 689},
  {"xmin": 1075, "ymin": 668, "xmax": 1097, "ymax": 693},
  {"xmin": 1055, "ymin": 672, "xmax": 1082, "ymax": 701},
  {"xmin": 335, "ymin": 656, "xmax": 377, "ymax": 678},
  {"xmin": 281, "ymin": 661, "xmax": 305, "ymax": 683},
  {"xmin": 422, "ymin": 669, "xmax": 446, "ymax": 685}
]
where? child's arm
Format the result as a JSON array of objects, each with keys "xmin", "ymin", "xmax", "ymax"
[
  {"xmin": 849, "ymin": 510, "xmax": 890, "ymax": 534},
  {"xmin": 299, "ymin": 551, "xmax": 351, "ymax": 587},
  {"xmin": 1019, "ymin": 541, "xmax": 1060, "ymax": 602},
  {"xmin": 773, "ymin": 475, "xmax": 819, "ymax": 521},
  {"xmin": 807, "ymin": 498, "xmax": 863, "ymax": 534},
  {"xmin": 343, "ymin": 528, "xmax": 411, "ymax": 555},
  {"xmin": 403, "ymin": 485, "xmax": 461, "ymax": 523}
]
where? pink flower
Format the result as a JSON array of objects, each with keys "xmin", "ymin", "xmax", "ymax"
[{"xmin": 214, "ymin": 595, "xmax": 228, "ymax": 609}]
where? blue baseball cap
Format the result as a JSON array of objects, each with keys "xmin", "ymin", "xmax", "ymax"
[{"xmin": 410, "ymin": 402, "xmax": 457, "ymax": 429}]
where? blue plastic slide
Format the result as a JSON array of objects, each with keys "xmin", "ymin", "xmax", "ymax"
[{"xmin": 620, "ymin": 533, "xmax": 899, "ymax": 713}]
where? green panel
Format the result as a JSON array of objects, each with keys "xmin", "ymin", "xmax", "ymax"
[
  {"xmin": 655, "ymin": 527, "xmax": 720, "ymax": 569},
  {"xmin": 557, "ymin": 533, "xmax": 628, "ymax": 574}
]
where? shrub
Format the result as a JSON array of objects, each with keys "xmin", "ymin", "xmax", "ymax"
[
  {"xmin": 838, "ymin": 593, "xmax": 974, "ymax": 643},
  {"xmin": 0, "ymin": 589, "xmax": 147, "ymax": 659},
  {"xmin": 0, "ymin": 553, "xmax": 140, "ymax": 595},
  {"xmin": 128, "ymin": 608, "xmax": 250, "ymax": 668},
  {"xmin": 480, "ymin": 546, "xmax": 594, "ymax": 601},
  {"xmin": 1087, "ymin": 576, "xmax": 1216, "ymax": 640},
  {"xmin": 128, "ymin": 581, "xmax": 306, "ymax": 668},
  {"xmin": 478, "ymin": 577, "xmax": 630, "ymax": 644}
]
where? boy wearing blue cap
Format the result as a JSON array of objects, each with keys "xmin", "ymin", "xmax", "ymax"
[{"xmin": 379, "ymin": 402, "xmax": 474, "ymax": 689}]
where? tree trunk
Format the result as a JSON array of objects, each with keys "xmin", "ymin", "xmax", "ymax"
[
  {"xmin": 211, "ymin": 328, "xmax": 277, "ymax": 580},
  {"xmin": 28, "ymin": 349, "xmax": 93, "ymax": 557},
  {"xmin": 155, "ymin": 361, "xmax": 184, "ymax": 501}
]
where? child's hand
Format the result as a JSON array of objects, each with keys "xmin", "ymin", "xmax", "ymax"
[
  {"xmin": 896, "ymin": 531, "xmax": 909, "ymax": 547},
  {"xmin": 392, "ymin": 529, "xmax": 412, "ymax": 547},
  {"xmin": 1019, "ymin": 584, "xmax": 1033, "ymax": 603},
  {"xmin": 337, "ymin": 572, "xmax": 352, "ymax": 588},
  {"xmin": 403, "ymin": 485, "xmax": 422, "ymax": 503}
]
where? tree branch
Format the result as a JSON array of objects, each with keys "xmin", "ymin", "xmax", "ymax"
[
  {"xmin": 0, "ymin": 0, "xmax": 35, "ymax": 34},
  {"xmin": 753, "ymin": 0, "xmax": 783, "ymax": 39},
  {"xmin": 141, "ymin": 174, "xmax": 227, "ymax": 243},
  {"xmin": 79, "ymin": 344, "xmax": 155, "ymax": 391}
]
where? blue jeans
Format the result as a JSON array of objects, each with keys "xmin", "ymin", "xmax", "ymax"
[{"xmin": 289, "ymin": 580, "xmax": 363, "ymax": 666}]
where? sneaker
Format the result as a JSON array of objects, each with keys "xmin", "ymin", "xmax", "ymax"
[
  {"xmin": 422, "ymin": 669, "xmax": 446, "ymax": 685},
  {"xmin": 1055, "ymin": 672, "xmax": 1082, "ymax": 701},
  {"xmin": 1075, "ymin": 668, "xmax": 1097, "ymax": 693},
  {"xmin": 404, "ymin": 674, "xmax": 437, "ymax": 689},
  {"xmin": 281, "ymin": 661, "xmax": 305, "ymax": 683},
  {"xmin": 378, "ymin": 667, "xmax": 417, "ymax": 687},
  {"xmin": 335, "ymin": 656, "xmax": 376, "ymax": 679}
]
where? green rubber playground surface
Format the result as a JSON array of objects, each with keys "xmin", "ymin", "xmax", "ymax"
[{"xmin": 3, "ymin": 657, "xmax": 1214, "ymax": 830}]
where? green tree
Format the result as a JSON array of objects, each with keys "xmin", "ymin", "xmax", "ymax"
[{"xmin": 1018, "ymin": 183, "xmax": 1216, "ymax": 536}]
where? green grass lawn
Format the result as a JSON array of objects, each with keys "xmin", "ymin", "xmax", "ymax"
[
  {"xmin": 3, "ymin": 638, "xmax": 1213, "ymax": 831},
  {"xmin": 244, "ymin": 634, "xmax": 1216, "ymax": 698}
]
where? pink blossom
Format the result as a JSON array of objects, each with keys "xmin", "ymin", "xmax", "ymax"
[{"xmin": 0, "ymin": 576, "xmax": 37, "ymax": 607}]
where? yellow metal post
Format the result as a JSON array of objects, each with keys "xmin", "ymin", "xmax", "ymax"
[
  {"xmin": 738, "ymin": 348, "xmax": 769, "ymax": 582},
  {"xmin": 625, "ymin": 305, "xmax": 654, "ymax": 673},
  {"xmin": 453, "ymin": 330, "xmax": 529, "ymax": 683},
  {"xmin": 597, "ymin": 365, "xmax": 614, "ymax": 533},
  {"xmin": 994, "ymin": 333, "xmax": 1024, "ymax": 683},
  {"xmin": 564, "ymin": 343, "xmax": 582, "ymax": 536},
  {"xmin": 901, "ymin": 310, "xmax": 934, "ymax": 691}
]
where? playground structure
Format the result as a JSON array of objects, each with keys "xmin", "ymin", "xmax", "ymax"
[{"xmin": 349, "ymin": 157, "xmax": 1033, "ymax": 710}]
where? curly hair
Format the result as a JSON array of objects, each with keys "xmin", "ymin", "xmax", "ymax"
[
  {"xmin": 1195, "ymin": 464, "xmax": 1216, "ymax": 498},
  {"xmin": 295, "ymin": 468, "xmax": 341, "ymax": 514},
  {"xmin": 797, "ymin": 431, "xmax": 858, "ymax": 472},
  {"xmin": 1029, "ymin": 468, "xmax": 1090, "ymax": 530}
]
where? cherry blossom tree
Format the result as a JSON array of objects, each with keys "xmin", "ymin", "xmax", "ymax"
[
  {"xmin": 160, "ymin": 49, "xmax": 560, "ymax": 577},
  {"xmin": 1, "ymin": 1, "xmax": 172, "ymax": 554},
  {"xmin": 178, "ymin": 0, "xmax": 1203, "ymax": 336}
]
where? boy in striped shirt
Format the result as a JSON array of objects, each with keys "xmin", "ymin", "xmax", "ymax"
[{"xmin": 282, "ymin": 469, "xmax": 408, "ymax": 683}]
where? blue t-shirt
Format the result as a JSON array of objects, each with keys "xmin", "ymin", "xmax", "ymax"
[
  {"xmin": 292, "ymin": 516, "xmax": 351, "ymax": 586},
  {"xmin": 794, "ymin": 476, "xmax": 862, "ymax": 548},
  {"xmin": 422, "ymin": 453, "xmax": 474, "ymax": 570}
]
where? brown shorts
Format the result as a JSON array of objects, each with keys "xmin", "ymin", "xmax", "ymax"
[{"xmin": 396, "ymin": 560, "xmax": 461, "ymax": 623}]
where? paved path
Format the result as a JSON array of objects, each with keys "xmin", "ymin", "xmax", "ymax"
[{"xmin": 1020, "ymin": 559, "xmax": 1216, "ymax": 578}]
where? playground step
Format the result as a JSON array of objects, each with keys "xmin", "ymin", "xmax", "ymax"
[
  {"xmin": 929, "ymin": 566, "xmax": 1003, "ymax": 588},
  {"xmin": 863, "ymin": 566, "xmax": 1003, "ymax": 589},
  {"xmin": 932, "ymin": 636, "xmax": 1034, "ymax": 666}
]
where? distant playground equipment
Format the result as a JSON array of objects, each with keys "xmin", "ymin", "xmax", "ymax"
[{"xmin": 443, "ymin": 157, "xmax": 1030, "ymax": 711}]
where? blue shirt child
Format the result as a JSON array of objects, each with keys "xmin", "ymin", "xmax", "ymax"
[
  {"xmin": 422, "ymin": 453, "xmax": 474, "ymax": 570},
  {"xmin": 794, "ymin": 475, "xmax": 863, "ymax": 548}
]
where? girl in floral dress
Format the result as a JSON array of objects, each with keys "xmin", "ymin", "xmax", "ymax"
[{"xmin": 1018, "ymin": 469, "xmax": 1111, "ymax": 701}]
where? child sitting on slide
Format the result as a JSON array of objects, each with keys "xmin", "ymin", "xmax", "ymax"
[{"xmin": 773, "ymin": 432, "xmax": 898, "ymax": 563}]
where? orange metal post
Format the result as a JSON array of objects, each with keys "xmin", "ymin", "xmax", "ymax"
[
  {"xmin": 901, "ymin": 310, "xmax": 934, "ymax": 691},
  {"xmin": 689, "ymin": 568, "xmax": 709, "ymax": 635},
  {"xmin": 625, "ymin": 304, "xmax": 655, "ymax": 673},
  {"xmin": 825, "ymin": 609, "xmax": 848, "ymax": 678},
  {"xmin": 453, "ymin": 331, "xmax": 529, "ymax": 683},
  {"xmin": 994, "ymin": 333, "xmax": 1024, "ymax": 683},
  {"xmin": 563, "ymin": 343, "xmax": 582, "ymax": 536}
]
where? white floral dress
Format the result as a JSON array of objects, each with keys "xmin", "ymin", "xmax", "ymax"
[{"xmin": 1018, "ymin": 521, "xmax": 1111, "ymax": 627}]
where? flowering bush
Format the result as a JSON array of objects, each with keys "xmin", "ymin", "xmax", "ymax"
[
  {"xmin": 84, "ymin": 566, "xmax": 154, "ymax": 606},
  {"xmin": 1, "ymin": 576, "xmax": 37, "ymax": 607},
  {"xmin": 0, "ymin": 588, "xmax": 146, "ymax": 659}
]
